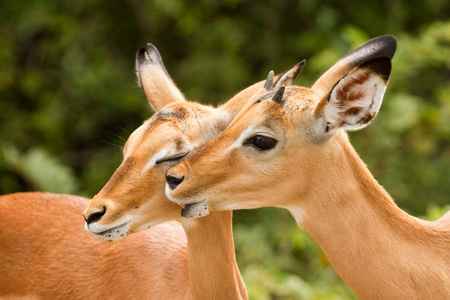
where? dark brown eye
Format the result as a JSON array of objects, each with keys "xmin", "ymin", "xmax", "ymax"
[{"xmin": 245, "ymin": 135, "xmax": 278, "ymax": 151}]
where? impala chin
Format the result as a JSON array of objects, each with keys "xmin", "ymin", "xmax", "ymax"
[
  {"xmin": 181, "ymin": 202, "xmax": 210, "ymax": 218},
  {"xmin": 165, "ymin": 184, "xmax": 211, "ymax": 218},
  {"xmin": 85, "ymin": 217, "xmax": 132, "ymax": 242}
]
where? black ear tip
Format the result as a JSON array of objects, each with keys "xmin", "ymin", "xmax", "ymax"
[
  {"xmin": 136, "ymin": 45, "xmax": 147, "ymax": 67},
  {"xmin": 342, "ymin": 34, "xmax": 397, "ymax": 69},
  {"xmin": 377, "ymin": 34, "xmax": 397, "ymax": 59},
  {"xmin": 136, "ymin": 43, "xmax": 164, "ymax": 68},
  {"xmin": 381, "ymin": 34, "xmax": 397, "ymax": 45},
  {"xmin": 364, "ymin": 34, "xmax": 397, "ymax": 59},
  {"xmin": 146, "ymin": 43, "xmax": 158, "ymax": 56},
  {"xmin": 295, "ymin": 59, "xmax": 307, "ymax": 75},
  {"xmin": 146, "ymin": 43, "xmax": 164, "ymax": 65},
  {"xmin": 293, "ymin": 60, "xmax": 307, "ymax": 75}
]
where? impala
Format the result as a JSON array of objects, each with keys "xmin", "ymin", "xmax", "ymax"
[
  {"xmin": 82, "ymin": 44, "xmax": 304, "ymax": 299},
  {"xmin": 166, "ymin": 35, "xmax": 450, "ymax": 299},
  {"xmin": 0, "ymin": 44, "xmax": 291, "ymax": 299}
]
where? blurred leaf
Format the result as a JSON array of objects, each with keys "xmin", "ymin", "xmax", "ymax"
[
  {"xmin": 2, "ymin": 143, "xmax": 78, "ymax": 194},
  {"xmin": 421, "ymin": 204, "xmax": 450, "ymax": 221}
]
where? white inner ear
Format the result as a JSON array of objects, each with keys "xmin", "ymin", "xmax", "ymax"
[{"xmin": 323, "ymin": 68, "xmax": 387, "ymax": 132}]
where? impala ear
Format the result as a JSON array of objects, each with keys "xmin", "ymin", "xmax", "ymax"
[
  {"xmin": 219, "ymin": 61, "xmax": 306, "ymax": 117},
  {"xmin": 136, "ymin": 44, "xmax": 186, "ymax": 112},
  {"xmin": 273, "ymin": 60, "xmax": 306, "ymax": 90},
  {"xmin": 312, "ymin": 35, "xmax": 396, "ymax": 135}
]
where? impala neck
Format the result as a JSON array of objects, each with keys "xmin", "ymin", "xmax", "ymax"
[
  {"xmin": 289, "ymin": 132, "xmax": 449, "ymax": 299},
  {"xmin": 182, "ymin": 211, "xmax": 246, "ymax": 300}
]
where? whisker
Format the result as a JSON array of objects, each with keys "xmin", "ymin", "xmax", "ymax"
[
  {"xmin": 105, "ymin": 131, "xmax": 128, "ymax": 145},
  {"xmin": 99, "ymin": 139, "xmax": 124, "ymax": 151}
]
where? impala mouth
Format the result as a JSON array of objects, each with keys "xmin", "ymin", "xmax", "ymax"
[
  {"xmin": 85, "ymin": 220, "xmax": 131, "ymax": 242},
  {"xmin": 181, "ymin": 201, "xmax": 210, "ymax": 218}
]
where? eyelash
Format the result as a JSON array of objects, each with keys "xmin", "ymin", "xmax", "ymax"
[{"xmin": 155, "ymin": 153, "xmax": 188, "ymax": 165}]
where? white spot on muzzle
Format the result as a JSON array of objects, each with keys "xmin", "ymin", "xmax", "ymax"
[
  {"xmin": 165, "ymin": 183, "xmax": 179, "ymax": 203},
  {"xmin": 85, "ymin": 216, "xmax": 132, "ymax": 242},
  {"xmin": 93, "ymin": 222, "xmax": 131, "ymax": 242}
]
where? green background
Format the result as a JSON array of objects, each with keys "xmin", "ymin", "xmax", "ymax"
[{"xmin": 1, "ymin": 1, "xmax": 449, "ymax": 299}]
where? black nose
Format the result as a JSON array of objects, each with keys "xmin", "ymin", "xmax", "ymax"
[
  {"xmin": 85, "ymin": 206, "xmax": 106, "ymax": 225},
  {"xmin": 166, "ymin": 173, "xmax": 184, "ymax": 190}
]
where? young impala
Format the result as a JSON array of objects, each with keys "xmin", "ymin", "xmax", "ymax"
[
  {"xmin": 82, "ymin": 44, "xmax": 304, "ymax": 299},
  {"xmin": 0, "ymin": 44, "xmax": 302, "ymax": 299},
  {"xmin": 166, "ymin": 35, "xmax": 450, "ymax": 299}
]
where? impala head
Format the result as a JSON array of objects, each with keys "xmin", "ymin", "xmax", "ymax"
[
  {"xmin": 83, "ymin": 43, "xmax": 304, "ymax": 241},
  {"xmin": 166, "ymin": 35, "xmax": 397, "ymax": 218}
]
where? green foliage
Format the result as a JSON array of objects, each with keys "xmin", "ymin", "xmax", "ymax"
[
  {"xmin": 0, "ymin": 1, "xmax": 449, "ymax": 298},
  {"xmin": 2, "ymin": 143, "xmax": 77, "ymax": 194}
]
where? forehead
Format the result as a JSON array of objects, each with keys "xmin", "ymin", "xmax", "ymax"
[
  {"xmin": 124, "ymin": 105, "xmax": 189, "ymax": 153},
  {"xmin": 282, "ymin": 86, "xmax": 316, "ymax": 112},
  {"xmin": 150, "ymin": 104, "xmax": 188, "ymax": 125},
  {"xmin": 124, "ymin": 120, "xmax": 179, "ymax": 155},
  {"xmin": 125, "ymin": 101, "xmax": 221, "ymax": 153},
  {"xmin": 240, "ymin": 86, "xmax": 315, "ymax": 124}
]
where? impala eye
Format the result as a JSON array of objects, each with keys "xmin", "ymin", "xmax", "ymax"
[
  {"xmin": 245, "ymin": 135, "xmax": 278, "ymax": 151},
  {"xmin": 155, "ymin": 153, "xmax": 189, "ymax": 165}
]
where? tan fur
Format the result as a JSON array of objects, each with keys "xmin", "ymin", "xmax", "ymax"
[
  {"xmin": 166, "ymin": 37, "xmax": 450, "ymax": 299},
  {"xmin": 0, "ymin": 192, "xmax": 189, "ymax": 300}
]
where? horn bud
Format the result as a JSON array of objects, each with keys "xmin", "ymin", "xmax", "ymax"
[
  {"xmin": 272, "ymin": 85, "xmax": 285, "ymax": 104},
  {"xmin": 264, "ymin": 70, "xmax": 275, "ymax": 91}
]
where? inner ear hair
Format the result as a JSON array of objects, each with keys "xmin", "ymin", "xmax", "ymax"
[{"xmin": 316, "ymin": 57, "xmax": 392, "ymax": 134}]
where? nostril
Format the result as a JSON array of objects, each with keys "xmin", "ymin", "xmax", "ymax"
[
  {"xmin": 166, "ymin": 174, "xmax": 185, "ymax": 190},
  {"xmin": 85, "ymin": 206, "xmax": 106, "ymax": 225}
]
